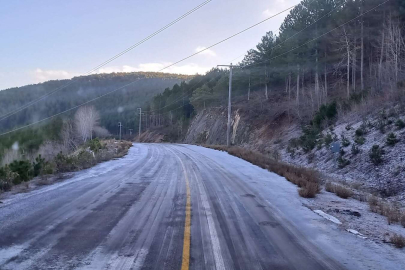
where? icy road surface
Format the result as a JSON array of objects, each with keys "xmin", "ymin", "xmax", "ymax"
[{"xmin": 0, "ymin": 144, "xmax": 403, "ymax": 269}]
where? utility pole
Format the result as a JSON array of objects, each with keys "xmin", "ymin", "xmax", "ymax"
[
  {"xmin": 217, "ymin": 63, "xmax": 239, "ymax": 147},
  {"xmin": 138, "ymin": 108, "xmax": 142, "ymax": 138},
  {"xmin": 248, "ymin": 71, "xmax": 251, "ymax": 101},
  {"xmin": 118, "ymin": 122, "xmax": 122, "ymax": 140}
]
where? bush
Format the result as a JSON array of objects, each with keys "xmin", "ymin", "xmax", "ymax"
[
  {"xmin": 390, "ymin": 234, "xmax": 405, "ymax": 248},
  {"xmin": 88, "ymin": 138, "xmax": 103, "ymax": 153},
  {"xmin": 355, "ymin": 127, "xmax": 366, "ymax": 137},
  {"xmin": 0, "ymin": 165, "xmax": 17, "ymax": 191},
  {"xmin": 337, "ymin": 156, "xmax": 350, "ymax": 169},
  {"xmin": 298, "ymin": 182, "xmax": 319, "ymax": 198},
  {"xmin": 386, "ymin": 133, "xmax": 399, "ymax": 146},
  {"xmin": 401, "ymin": 213, "xmax": 405, "ymax": 228},
  {"xmin": 395, "ymin": 119, "xmax": 405, "ymax": 130},
  {"xmin": 351, "ymin": 144, "xmax": 360, "ymax": 155},
  {"xmin": 354, "ymin": 136, "xmax": 366, "ymax": 145},
  {"xmin": 385, "ymin": 205, "xmax": 401, "ymax": 225},
  {"xmin": 54, "ymin": 152, "xmax": 76, "ymax": 173},
  {"xmin": 312, "ymin": 102, "xmax": 337, "ymax": 129},
  {"xmin": 9, "ymin": 160, "xmax": 32, "ymax": 184},
  {"xmin": 341, "ymin": 135, "xmax": 350, "ymax": 147},
  {"xmin": 76, "ymin": 150, "xmax": 95, "ymax": 169},
  {"xmin": 300, "ymin": 126, "xmax": 319, "ymax": 152},
  {"xmin": 369, "ymin": 145, "xmax": 384, "ymax": 165},
  {"xmin": 32, "ymin": 154, "xmax": 46, "ymax": 177},
  {"xmin": 334, "ymin": 185, "xmax": 353, "ymax": 199},
  {"xmin": 324, "ymin": 133, "xmax": 333, "ymax": 146},
  {"xmin": 325, "ymin": 181, "xmax": 335, "ymax": 192}
]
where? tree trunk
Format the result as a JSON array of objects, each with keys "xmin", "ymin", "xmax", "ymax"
[
  {"xmin": 361, "ymin": 1, "xmax": 364, "ymax": 90},
  {"xmin": 344, "ymin": 27, "xmax": 350, "ymax": 98},
  {"xmin": 296, "ymin": 65, "xmax": 300, "ymax": 105}
]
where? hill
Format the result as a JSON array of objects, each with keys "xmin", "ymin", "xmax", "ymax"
[{"xmin": 0, "ymin": 72, "xmax": 191, "ymax": 134}]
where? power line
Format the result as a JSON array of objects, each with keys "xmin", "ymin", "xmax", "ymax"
[
  {"xmin": 0, "ymin": 0, "xmax": 213, "ymax": 122},
  {"xmin": 0, "ymin": 3, "xmax": 295, "ymax": 137},
  {"xmin": 148, "ymin": 0, "xmax": 391, "ymax": 118}
]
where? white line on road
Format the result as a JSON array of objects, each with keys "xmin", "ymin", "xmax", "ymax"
[{"xmin": 192, "ymin": 169, "xmax": 226, "ymax": 270}]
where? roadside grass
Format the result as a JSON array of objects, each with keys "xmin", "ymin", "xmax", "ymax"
[
  {"xmin": 390, "ymin": 234, "xmax": 405, "ymax": 248},
  {"xmin": 204, "ymin": 145, "xmax": 320, "ymax": 198},
  {"xmin": 369, "ymin": 195, "xmax": 405, "ymax": 225},
  {"xmin": 325, "ymin": 182, "xmax": 353, "ymax": 199},
  {"xmin": 0, "ymin": 140, "xmax": 132, "ymax": 194}
]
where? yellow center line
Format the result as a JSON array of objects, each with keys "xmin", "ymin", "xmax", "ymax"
[{"xmin": 175, "ymin": 153, "xmax": 191, "ymax": 270}]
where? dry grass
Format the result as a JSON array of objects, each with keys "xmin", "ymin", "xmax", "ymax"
[
  {"xmin": 299, "ymin": 182, "xmax": 319, "ymax": 198},
  {"xmin": 205, "ymin": 145, "xmax": 320, "ymax": 198},
  {"xmin": 325, "ymin": 181, "xmax": 335, "ymax": 192},
  {"xmin": 324, "ymin": 182, "xmax": 353, "ymax": 199},
  {"xmin": 401, "ymin": 213, "xmax": 405, "ymax": 228},
  {"xmin": 369, "ymin": 196, "xmax": 404, "ymax": 225},
  {"xmin": 334, "ymin": 185, "xmax": 353, "ymax": 199},
  {"xmin": 390, "ymin": 234, "xmax": 405, "ymax": 248}
]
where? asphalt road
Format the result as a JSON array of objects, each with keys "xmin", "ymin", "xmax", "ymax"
[{"xmin": 0, "ymin": 144, "xmax": 346, "ymax": 270}]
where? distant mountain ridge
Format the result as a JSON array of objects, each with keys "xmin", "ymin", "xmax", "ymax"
[{"xmin": 0, "ymin": 72, "xmax": 192, "ymax": 133}]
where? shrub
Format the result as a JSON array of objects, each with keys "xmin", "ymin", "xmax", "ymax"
[
  {"xmin": 325, "ymin": 181, "xmax": 335, "ymax": 192},
  {"xmin": 32, "ymin": 155, "xmax": 46, "ymax": 177},
  {"xmin": 76, "ymin": 150, "xmax": 95, "ymax": 169},
  {"xmin": 377, "ymin": 120, "xmax": 387, "ymax": 134},
  {"xmin": 298, "ymin": 182, "xmax": 319, "ymax": 198},
  {"xmin": 385, "ymin": 205, "xmax": 401, "ymax": 225},
  {"xmin": 334, "ymin": 185, "xmax": 353, "ymax": 199},
  {"xmin": 386, "ymin": 133, "xmax": 399, "ymax": 146},
  {"xmin": 369, "ymin": 196, "xmax": 380, "ymax": 213},
  {"xmin": 324, "ymin": 133, "xmax": 333, "ymax": 146},
  {"xmin": 341, "ymin": 135, "xmax": 350, "ymax": 147},
  {"xmin": 54, "ymin": 152, "xmax": 76, "ymax": 173},
  {"xmin": 0, "ymin": 165, "xmax": 17, "ymax": 191},
  {"xmin": 88, "ymin": 138, "xmax": 103, "ymax": 153},
  {"xmin": 401, "ymin": 213, "xmax": 405, "ymax": 228},
  {"xmin": 9, "ymin": 160, "xmax": 32, "ymax": 184},
  {"xmin": 390, "ymin": 234, "xmax": 405, "ymax": 248},
  {"xmin": 312, "ymin": 102, "xmax": 337, "ymax": 129},
  {"xmin": 369, "ymin": 145, "xmax": 384, "ymax": 165},
  {"xmin": 337, "ymin": 156, "xmax": 350, "ymax": 169},
  {"xmin": 355, "ymin": 127, "xmax": 365, "ymax": 137},
  {"xmin": 300, "ymin": 126, "xmax": 319, "ymax": 152},
  {"xmin": 395, "ymin": 119, "xmax": 405, "ymax": 130},
  {"xmin": 351, "ymin": 144, "xmax": 360, "ymax": 155},
  {"xmin": 354, "ymin": 136, "xmax": 365, "ymax": 145}
]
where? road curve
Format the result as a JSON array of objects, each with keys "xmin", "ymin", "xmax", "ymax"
[{"xmin": 0, "ymin": 144, "xmax": 346, "ymax": 269}]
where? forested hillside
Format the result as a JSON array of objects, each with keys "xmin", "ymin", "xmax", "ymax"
[
  {"xmin": 142, "ymin": 0, "xmax": 405, "ymax": 141},
  {"xmin": 0, "ymin": 72, "xmax": 189, "ymax": 133},
  {"xmin": 0, "ymin": 72, "xmax": 189, "ymax": 159}
]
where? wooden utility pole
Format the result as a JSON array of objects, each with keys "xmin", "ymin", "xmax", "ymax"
[
  {"xmin": 248, "ymin": 71, "xmax": 251, "ymax": 101},
  {"xmin": 118, "ymin": 122, "xmax": 122, "ymax": 141},
  {"xmin": 217, "ymin": 63, "xmax": 239, "ymax": 147},
  {"xmin": 138, "ymin": 108, "xmax": 142, "ymax": 138}
]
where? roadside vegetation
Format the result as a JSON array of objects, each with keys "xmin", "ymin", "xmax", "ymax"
[
  {"xmin": 204, "ymin": 145, "xmax": 320, "ymax": 198},
  {"xmin": 0, "ymin": 105, "xmax": 132, "ymax": 193}
]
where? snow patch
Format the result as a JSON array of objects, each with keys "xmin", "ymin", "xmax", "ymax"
[
  {"xmin": 313, "ymin": 210, "xmax": 342, "ymax": 225},
  {"xmin": 346, "ymin": 229, "xmax": 367, "ymax": 239}
]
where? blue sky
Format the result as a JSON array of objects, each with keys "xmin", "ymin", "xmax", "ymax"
[{"xmin": 0, "ymin": 0, "xmax": 300, "ymax": 90}]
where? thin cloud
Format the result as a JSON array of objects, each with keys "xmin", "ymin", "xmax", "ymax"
[
  {"xmin": 98, "ymin": 63, "xmax": 211, "ymax": 75},
  {"xmin": 32, "ymin": 68, "xmax": 76, "ymax": 83},
  {"xmin": 195, "ymin": 46, "xmax": 216, "ymax": 57}
]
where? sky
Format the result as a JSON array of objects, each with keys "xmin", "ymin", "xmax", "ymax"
[{"xmin": 0, "ymin": 0, "xmax": 301, "ymax": 90}]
